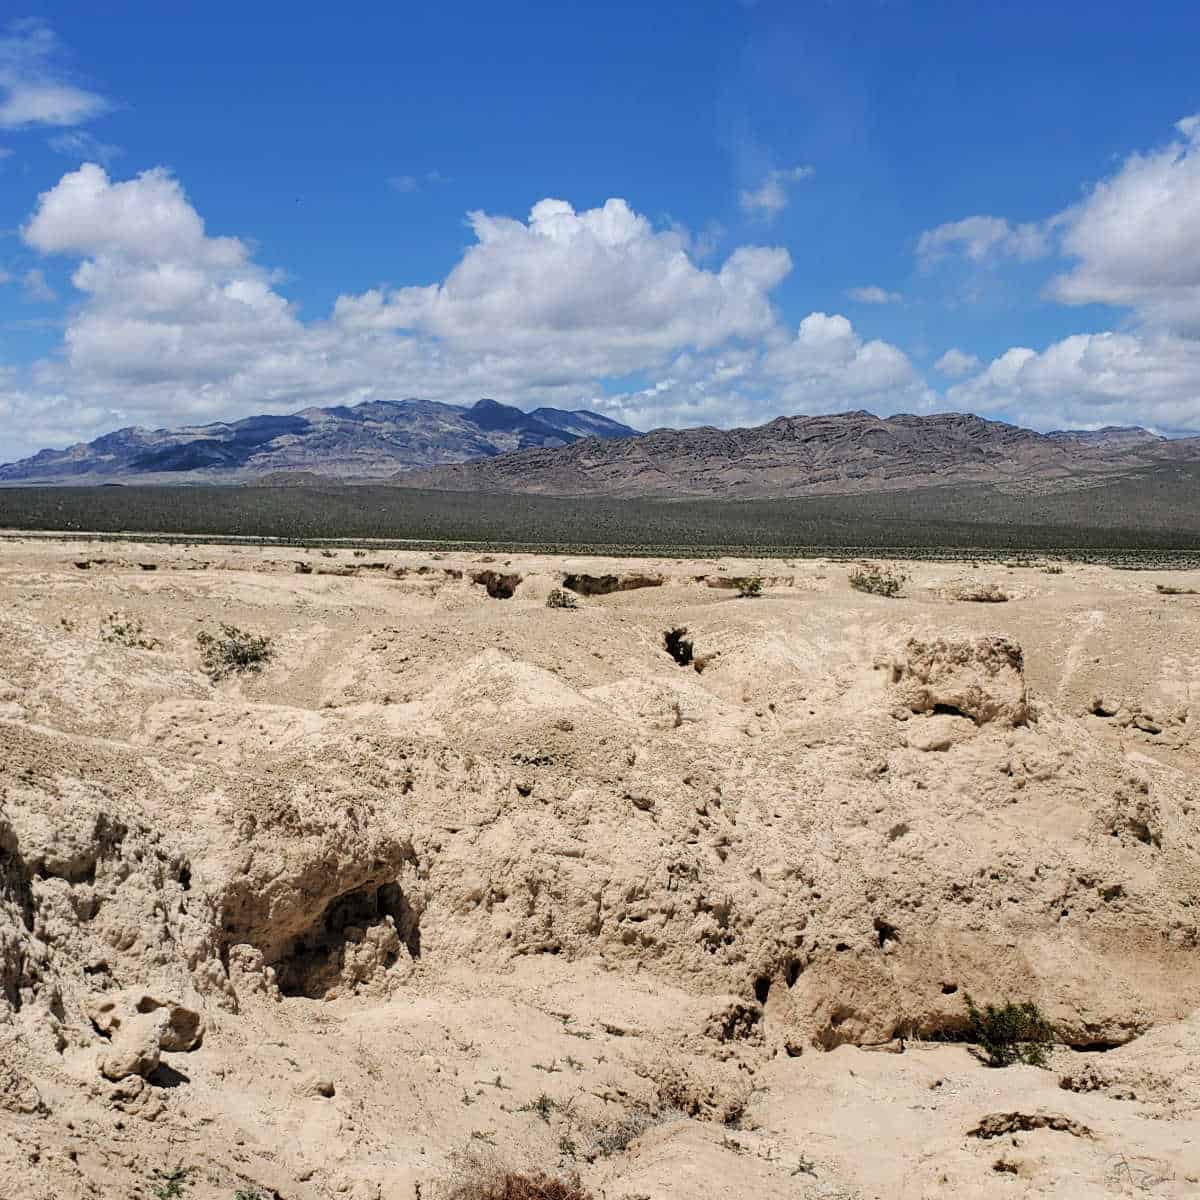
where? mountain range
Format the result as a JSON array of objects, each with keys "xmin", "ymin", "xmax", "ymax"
[
  {"xmin": 3, "ymin": 401, "xmax": 1199, "ymax": 501},
  {"xmin": 0, "ymin": 398, "xmax": 637, "ymax": 484},
  {"xmin": 396, "ymin": 411, "xmax": 1200, "ymax": 499}
]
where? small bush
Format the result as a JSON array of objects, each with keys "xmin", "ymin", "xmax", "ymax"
[
  {"xmin": 100, "ymin": 611, "xmax": 161, "ymax": 650},
  {"xmin": 1156, "ymin": 583, "xmax": 1199, "ymax": 595},
  {"xmin": 734, "ymin": 576, "xmax": 763, "ymax": 599},
  {"xmin": 448, "ymin": 1169, "xmax": 592, "ymax": 1200},
  {"xmin": 546, "ymin": 588, "xmax": 577, "ymax": 609},
  {"xmin": 1042, "ymin": 564, "xmax": 1064, "ymax": 575},
  {"xmin": 848, "ymin": 563, "xmax": 908, "ymax": 598},
  {"xmin": 964, "ymin": 994, "xmax": 1055, "ymax": 1067},
  {"xmin": 197, "ymin": 625, "xmax": 273, "ymax": 681},
  {"xmin": 952, "ymin": 582, "xmax": 1009, "ymax": 603}
]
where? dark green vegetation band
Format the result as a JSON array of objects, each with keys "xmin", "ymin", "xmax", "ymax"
[{"xmin": 1, "ymin": 469, "xmax": 1198, "ymax": 566}]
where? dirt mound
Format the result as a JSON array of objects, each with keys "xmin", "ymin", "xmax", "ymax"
[{"xmin": 885, "ymin": 634, "xmax": 1029, "ymax": 725}]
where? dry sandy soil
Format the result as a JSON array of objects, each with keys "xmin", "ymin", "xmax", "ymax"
[{"xmin": 2, "ymin": 538, "xmax": 1199, "ymax": 1200}]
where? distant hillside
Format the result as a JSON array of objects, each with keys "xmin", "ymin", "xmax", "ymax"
[
  {"xmin": 0, "ymin": 398, "xmax": 638, "ymax": 484},
  {"xmin": 396, "ymin": 410, "xmax": 1200, "ymax": 499}
]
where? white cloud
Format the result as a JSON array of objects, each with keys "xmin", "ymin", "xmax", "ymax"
[
  {"xmin": 947, "ymin": 330, "xmax": 1200, "ymax": 434},
  {"xmin": 47, "ymin": 129, "xmax": 120, "ymax": 163},
  {"xmin": 846, "ymin": 285, "xmax": 901, "ymax": 304},
  {"xmin": 0, "ymin": 19, "xmax": 110, "ymax": 130},
  {"xmin": 917, "ymin": 214, "xmax": 1050, "ymax": 267},
  {"xmin": 739, "ymin": 165, "xmax": 814, "ymax": 220},
  {"xmin": 1048, "ymin": 114, "xmax": 1200, "ymax": 332},
  {"xmin": 21, "ymin": 267, "xmax": 55, "ymax": 302},
  {"xmin": 0, "ymin": 145, "xmax": 12, "ymax": 158},
  {"xmin": 596, "ymin": 314, "xmax": 931, "ymax": 433},
  {"xmin": 933, "ymin": 348, "xmax": 981, "ymax": 377},
  {"xmin": 334, "ymin": 197, "xmax": 790, "ymax": 364}
]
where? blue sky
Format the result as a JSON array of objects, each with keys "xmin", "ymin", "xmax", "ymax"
[{"xmin": 1, "ymin": 2, "xmax": 1199, "ymax": 460}]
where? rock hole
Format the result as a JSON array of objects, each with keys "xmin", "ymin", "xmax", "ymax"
[
  {"xmin": 834, "ymin": 942, "xmax": 850, "ymax": 952},
  {"xmin": 178, "ymin": 864, "xmax": 191, "ymax": 892},
  {"xmin": 274, "ymin": 882, "xmax": 419, "ymax": 999},
  {"xmin": 664, "ymin": 627, "xmax": 693, "ymax": 667},
  {"xmin": 471, "ymin": 570, "xmax": 521, "ymax": 599},
  {"xmin": 562, "ymin": 573, "xmax": 663, "ymax": 596},
  {"xmin": 941, "ymin": 982, "xmax": 958, "ymax": 995},
  {"xmin": 931, "ymin": 703, "xmax": 969, "ymax": 719},
  {"xmin": 785, "ymin": 959, "xmax": 802, "ymax": 987},
  {"xmin": 874, "ymin": 918, "xmax": 900, "ymax": 949},
  {"xmin": 753, "ymin": 976, "xmax": 771, "ymax": 1005}
]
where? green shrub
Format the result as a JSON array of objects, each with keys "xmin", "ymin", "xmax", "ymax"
[
  {"xmin": 734, "ymin": 576, "xmax": 763, "ymax": 598},
  {"xmin": 848, "ymin": 563, "xmax": 908, "ymax": 598},
  {"xmin": 100, "ymin": 611, "xmax": 161, "ymax": 650},
  {"xmin": 196, "ymin": 625, "xmax": 273, "ymax": 681},
  {"xmin": 964, "ymin": 994, "xmax": 1055, "ymax": 1067}
]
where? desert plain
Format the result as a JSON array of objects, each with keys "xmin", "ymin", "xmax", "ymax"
[{"xmin": 1, "ymin": 537, "xmax": 1199, "ymax": 1199}]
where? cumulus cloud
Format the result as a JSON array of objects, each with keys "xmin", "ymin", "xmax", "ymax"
[
  {"xmin": 1048, "ymin": 114, "xmax": 1200, "ymax": 332},
  {"xmin": 933, "ymin": 348, "xmax": 981, "ymax": 377},
  {"xmin": 947, "ymin": 330, "xmax": 1200, "ymax": 434},
  {"xmin": 334, "ymin": 197, "xmax": 791, "ymax": 364},
  {"xmin": 917, "ymin": 214, "xmax": 1049, "ymax": 267},
  {"xmin": 0, "ymin": 19, "xmax": 110, "ymax": 130},
  {"xmin": 739, "ymin": 166, "xmax": 814, "ymax": 219},
  {"xmin": 846, "ymin": 285, "xmax": 901, "ymax": 305}
]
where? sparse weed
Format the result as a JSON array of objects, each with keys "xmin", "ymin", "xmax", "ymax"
[
  {"xmin": 196, "ymin": 624, "xmax": 273, "ymax": 680},
  {"xmin": 964, "ymin": 994, "xmax": 1055, "ymax": 1067},
  {"xmin": 848, "ymin": 563, "xmax": 908, "ymax": 598},
  {"xmin": 101, "ymin": 611, "xmax": 162, "ymax": 650},
  {"xmin": 518, "ymin": 1093, "xmax": 557, "ymax": 1123},
  {"xmin": 546, "ymin": 588, "xmax": 578, "ymax": 609},
  {"xmin": 733, "ymin": 576, "xmax": 763, "ymax": 598},
  {"xmin": 1156, "ymin": 583, "xmax": 1199, "ymax": 595},
  {"xmin": 152, "ymin": 1166, "xmax": 189, "ymax": 1200}
]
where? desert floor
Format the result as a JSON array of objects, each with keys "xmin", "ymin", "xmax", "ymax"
[{"xmin": 1, "ymin": 538, "xmax": 1198, "ymax": 1200}]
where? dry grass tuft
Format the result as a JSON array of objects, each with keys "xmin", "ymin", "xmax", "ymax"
[{"xmin": 448, "ymin": 1168, "xmax": 593, "ymax": 1200}]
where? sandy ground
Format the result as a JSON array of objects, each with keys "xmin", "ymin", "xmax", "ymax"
[{"xmin": 1, "ymin": 538, "xmax": 1199, "ymax": 1200}]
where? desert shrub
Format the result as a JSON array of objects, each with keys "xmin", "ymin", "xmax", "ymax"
[
  {"xmin": 100, "ymin": 611, "xmax": 162, "ymax": 650},
  {"xmin": 952, "ymin": 582, "xmax": 1009, "ymax": 603},
  {"xmin": 320, "ymin": 548, "xmax": 337, "ymax": 558},
  {"xmin": 848, "ymin": 563, "xmax": 908, "ymax": 598},
  {"xmin": 734, "ymin": 576, "xmax": 763, "ymax": 598},
  {"xmin": 196, "ymin": 624, "xmax": 273, "ymax": 680},
  {"xmin": 964, "ymin": 994, "xmax": 1055, "ymax": 1067},
  {"xmin": 448, "ymin": 1169, "xmax": 592, "ymax": 1200},
  {"xmin": 1042, "ymin": 564, "xmax": 1064, "ymax": 575},
  {"xmin": 1156, "ymin": 583, "xmax": 1199, "ymax": 595},
  {"xmin": 546, "ymin": 588, "xmax": 577, "ymax": 609}
]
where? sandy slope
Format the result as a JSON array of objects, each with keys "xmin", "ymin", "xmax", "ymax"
[{"xmin": 1, "ymin": 539, "xmax": 1198, "ymax": 1199}]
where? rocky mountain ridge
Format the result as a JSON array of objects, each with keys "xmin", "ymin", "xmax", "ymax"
[
  {"xmin": 397, "ymin": 410, "xmax": 1200, "ymax": 499},
  {"xmin": 0, "ymin": 398, "xmax": 637, "ymax": 484}
]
